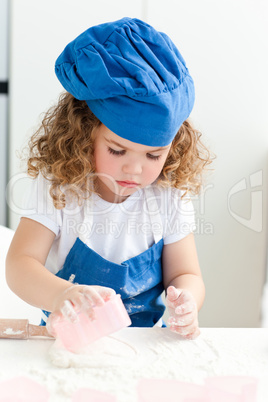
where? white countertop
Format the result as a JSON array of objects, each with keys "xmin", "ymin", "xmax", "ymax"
[{"xmin": 0, "ymin": 327, "xmax": 268, "ymax": 401}]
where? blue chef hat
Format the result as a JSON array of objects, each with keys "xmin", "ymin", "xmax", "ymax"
[{"xmin": 55, "ymin": 17, "xmax": 195, "ymax": 147}]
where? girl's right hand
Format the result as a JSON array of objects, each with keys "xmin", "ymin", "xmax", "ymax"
[{"xmin": 46, "ymin": 285, "xmax": 116, "ymax": 336}]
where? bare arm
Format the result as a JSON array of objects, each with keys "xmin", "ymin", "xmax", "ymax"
[
  {"xmin": 5, "ymin": 217, "xmax": 115, "ymax": 321},
  {"xmin": 162, "ymin": 233, "xmax": 205, "ymax": 339},
  {"xmin": 162, "ymin": 233, "xmax": 205, "ymax": 310},
  {"xmin": 5, "ymin": 218, "xmax": 73, "ymax": 312}
]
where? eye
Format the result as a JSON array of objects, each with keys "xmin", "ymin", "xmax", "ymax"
[
  {"xmin": 107, "ymin": 147, "xmax": 126, "ymax": 156},
  {"xmin": 146, "ymin": 153, "xmax": 161, "ymax": 161}
]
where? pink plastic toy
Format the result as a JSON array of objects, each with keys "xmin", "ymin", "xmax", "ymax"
[
  {"xmin": 137, "ymin": 379, "xmax": 209, "ymax": 401},
  {"xmin": 52, "ymin": 294, "xmax": 131, "ymax": 352},
  {"xmin": 72, "ymin": 388, "xmax": 116, "ymax": 402},
  {"xmin": 205, "ymin": 376, "xmax": 258, "ymax": 402},
  {"xmin": 0, "ymin": 376, "xmax": 49, "ymax": 402}
]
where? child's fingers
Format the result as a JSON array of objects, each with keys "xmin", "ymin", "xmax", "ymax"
[
  {"xmin": 166, "ymin": 288, "xmax": 195, "ymax": 309},
  {"xmin": 80, "ymin": 286, "xmax": 115, "ymax": 319},
  {"xmin": 83, "ymin": 287, "xmax": 105, "ymax": 307},
  {"xmin": 61, "ymin": 300, "xmax": 78, "ymax": 323},
  {"xmin": 171, "ymin": 326, "xmax": 200, "ymax": 340},
  {"xmin": 166, "ymin": 286, "xmax": 182, "ymax": 302},
  {"xmin": 175, "ymin": 300, "xmax": 196, "ymax": 315},
  {"xmin": 46, "ymin": 313, "xmax": 61, "ymax": 336},
  {"xmin": 169, "ymin": 319, "xmax": 199, "ymax": 338},
  {"xmin": 82, "ymin": 285, "xmax": 115, "ymax": 306},
  {"xmin": 53, "ymin": 285, "xmax": 116, "ymax": 323},
  {"xmin": 168, "ymin": 311, "xmax": 195, "ymax": 327},
  {"xmin": 167, "ymin": 288, "xmax": 200, "ymax": 339},
  {"xmin": 166, "ymin": 286, "xmax": 183, "ymax": 309},
  {"xmin": 97, "ymin": 286, "xmax": 116, "ymax": 301},
  {"xmin": 182, "ymin": 326, "xmax": 200, "ymax": 340},
  {"xmin": 187, "ymin": 328, "xmax": 200, "ymax": 340},
  {"xmin": 46, "ymin": 313, "xmax": 57, "ymax": 337}
]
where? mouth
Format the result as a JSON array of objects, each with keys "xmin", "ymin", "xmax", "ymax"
[{"xmin": 116, "ymin": 180, "xmax": 139, "ymax": 188}]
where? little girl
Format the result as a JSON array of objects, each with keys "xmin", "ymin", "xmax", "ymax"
[{"xmin": 6, "ymin": 17, "xmax": 211, "ymax": 339}]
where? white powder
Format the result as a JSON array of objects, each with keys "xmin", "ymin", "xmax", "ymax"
[
  {"xmin": 8, "ymin": 328, "xmax": 268, "ymax": 402},
  {"xmin": 3, "ymin": 328, "xmax": 23, "ymax": 335},
  {"xmin": 49, "ymin": 327, "xmax": 221, "ymax": 373}
]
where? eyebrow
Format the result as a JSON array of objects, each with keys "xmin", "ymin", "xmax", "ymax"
[{"xmin": 105, "ymin": 138, "xmax": 170, "ymax": 152}]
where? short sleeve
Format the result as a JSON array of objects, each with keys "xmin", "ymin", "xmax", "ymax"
[
  {"xmin": 162, "ymin": 188, "xmax": 196, "ymax": 244},
  {"xmin": 20, "ymin": 174, "xmax": 62, "ymax": 236}
]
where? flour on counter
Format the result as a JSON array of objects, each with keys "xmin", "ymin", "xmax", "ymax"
[
  {"xmin": 48, "ymin": 326, "xmax": 224, "ymax": 399},
  {"xmin": 49, "ymin": 334, "xmax": 140, "ymax": 368},
  {"xmin": 49, "ymin": 327, "xmax": 221, "ymax": 373},
  {"xmin": 10, "ymin": 328, "xmax": 268, "ymax": 402},
  {"xmin": 3, "ymin": 328, "xmax": 23, "ymax": 335}
]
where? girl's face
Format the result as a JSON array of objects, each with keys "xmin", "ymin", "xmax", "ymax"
[{"xmin": 93, "ymin": 124, "xmax": 171, "ymax": 203}]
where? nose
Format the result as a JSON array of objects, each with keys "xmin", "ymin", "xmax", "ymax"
[{"xmin": 122, "ymin": 158, "xmax": 142, "ymax": 176}]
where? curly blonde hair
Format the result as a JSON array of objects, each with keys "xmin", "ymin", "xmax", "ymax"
[{"xmin": 27, "ymin": 92, "xmax": 212, "ymax": 208}]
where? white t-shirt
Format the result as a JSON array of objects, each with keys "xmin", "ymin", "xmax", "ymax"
[{"xmin": 21, "ymin": 174, "xmax": 196, "ymax": 274}]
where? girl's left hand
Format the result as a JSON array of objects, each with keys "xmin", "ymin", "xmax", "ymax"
[{"xmin": 166, "ymin": 285, "xmax": 200, "ymax": 339}]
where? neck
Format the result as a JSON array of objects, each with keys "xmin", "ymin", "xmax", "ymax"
[{"xmin": 94, "ymin": 179, "xmax": 129, "ymax": 204}]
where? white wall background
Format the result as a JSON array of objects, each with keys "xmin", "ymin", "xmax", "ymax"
[{"xmin": 7, "ymin": 0, "xmax": 268, "ymax": 327}]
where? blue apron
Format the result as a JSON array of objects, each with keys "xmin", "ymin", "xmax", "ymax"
[{"xmin": 41, "ymin": 186, "xmax": 165, "ymax": 327}]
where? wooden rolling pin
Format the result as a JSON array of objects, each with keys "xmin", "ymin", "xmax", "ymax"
[{"xmin": 0, "ymin": 319, "xmax": 54, "ymax": 339}]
